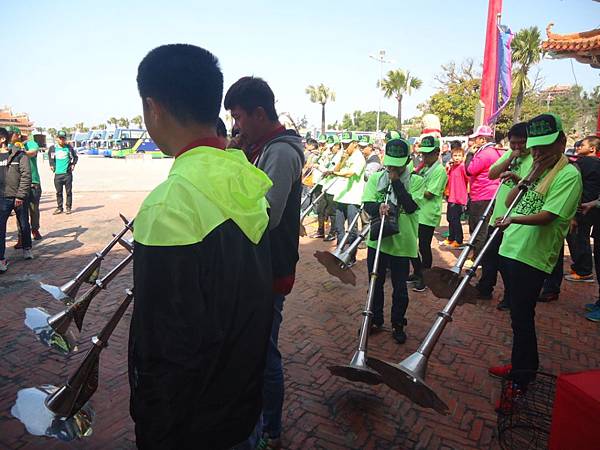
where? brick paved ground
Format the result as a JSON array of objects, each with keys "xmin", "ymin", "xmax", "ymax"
[{"xmin": 1, "ymin": 160, "xmax": 599, "ymax": 449}]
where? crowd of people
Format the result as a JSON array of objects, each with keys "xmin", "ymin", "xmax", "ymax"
[
  {"xmin": 0, "ymin": 127, "xmax": 78, "ymax": 273},
  {"xmin": 2, "ymin": 42, "xmax": 599, "ymax": 449}
]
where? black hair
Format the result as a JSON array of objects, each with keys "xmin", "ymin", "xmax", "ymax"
[
  {"xmin": 137, "ymin": 44, "xmax": 223, "ymax": 125},
  {"xmin": 306, "ymin": 138, "xmax": 318, "ymax": 148},
  {"xmin": 583, "ymin": 135, "xmax": 600, "ymax": 150},
  {"xmin": 224, "ymin": 76, "xmax": 278, "ymax": 121},
  {"xmin": 216, "ymin": 118, "xmax": 227, "ymax": 138},
  {"xmin": 450, "ymin": 140, "xmax": 462, "ymax": 149},
  {"xmin": 0, "ymin": 127, "xmax": 8, "ymax": 144},
  {"xmin": 574, "ymin": 140, "xmax": 583, "ymax": 148},
  {"xmin": 508, "ymin": 122, "xmax": 528, "ymax": 140}
]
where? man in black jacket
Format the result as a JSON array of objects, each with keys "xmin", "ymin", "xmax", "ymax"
[
  {"xmin": 129, "ymin": 45, "xmax": 274, "ymax": 450},
  {"xmin": 225, "ymin": 77, "xmax": 304, "ymax": 449},
  {"xmin": 48, "ymin": 130, "xmax": 78, "ymax": 214},
  {"xmin": 0, "ymin": 127, "xmax": 32, "ymax": 272}
]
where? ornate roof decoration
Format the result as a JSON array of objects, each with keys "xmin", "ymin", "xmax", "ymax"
[{"xmin": 542, "ymin": 23, "xmax": 600, "ymax": 69}]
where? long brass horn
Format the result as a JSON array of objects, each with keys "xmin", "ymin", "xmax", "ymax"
[
  {"xmin": 328, "ymin": 185, "xmax": 393, "ymax": 385},
  {"xmin": 45, "ymin": 289, "xmax": 134, "ymax": 418},
  {"xmin": 314, "ymin": 221, "xmax": 370, "ymax": 286},
  {"xmin": 299, "ymin": 178, "xmax": 338, "ymax": 237},
  {"xmin": 367, "ymin": 184, "xmax": 529, "ymax": 414},
  {"xmin": 40, "ymin": 215, "xmax": 134, "ymax": 303},
  {"xmin": 47, "ymin": 253, "xmax": 133, "ymax": 336}
]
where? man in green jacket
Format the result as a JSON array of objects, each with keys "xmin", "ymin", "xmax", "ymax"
[{"xmin": 129, "ymin": 44, "xmax": 273, "ymax": 449}]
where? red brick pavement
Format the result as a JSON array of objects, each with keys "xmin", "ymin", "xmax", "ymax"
[{"xmin": 1, "ymin": 193, "xmax": 599, "ymax": 449}]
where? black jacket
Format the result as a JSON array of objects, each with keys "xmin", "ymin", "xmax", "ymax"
[
  {"xmin": 129, "ymin": 220, "xmax": 272, "ymax": 449},
  {"xmin": 1, "ymin": 147, "xmax": 31, "ymax": 199}
]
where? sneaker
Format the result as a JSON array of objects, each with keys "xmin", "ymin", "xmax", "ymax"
[
  {"xmin": 584, "ymin": 302, "xmax": 600, "ymax": 312},
  {"xmin": 450, "ymin": 241, "xmax": 462, "ymax": 249},
  {"xmin": 23, "ymin": 249, "xmax": 33, "ymax": 260},
  {"xmin": 369, "ymin": 323, "xmax": 384, "ymax": 335},
  {"xmin": 32, "ymin": 230, "xmax": 42, "ymax": 240},
  {"xmin": 256, "ymin": 433, "xmax": 282, "ymax": 450},
  {"xmin": 323, "ymin": 233, "xmax": 336, "ymax": 242},
  {"xmin": 0, "ymin": 259, "xmax": 7, "ymax": 273},
  {"xmin": 497, "ymin": 300, "xmax": 510, "ymax": 311},
  {"xmin": 538, "ymin": 292, "xmax": 559, "ymax": 303},
  {"xmin": 488, "ymin": 363, "xmax": 512, "ymax": 379},
  {"xmin": 53, "ymin": 208, "xmax": 63, "ymax": 215},
  {"xmin": 564, "ymin": 273, "xmax": 594, "ymax": 283},
  {"xmin": 585, "ymin": 308, "xmax": 600, "ymax": 322},
  {"xmin": 392, "ymin": 321, "xmax": 407, "ymax": 344},
  {"xmin": 14, "ymin": 239, "xmax": 23, "ymax": 250},
  {"xmin": 65, "ymin": 208, "xmax": 72, "ymax": 215},
  {"xmin": 412, "ymin": 278, "xmax": 426, "ymax": 292},
  {"xmin": 310, "ymin": 232, "xmax": 325, "ymax": 238},
  {"xmin": 495, "ymin": 382, "xmax": 525, "ymax": 413},
  {"xmin": 463, "ymin": 259, "xmax": 474, "ymax": 269}
]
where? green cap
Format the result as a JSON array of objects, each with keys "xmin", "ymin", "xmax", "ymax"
[
  {"xmin": 526, "ymin": 113, "xmax": 563, "ymax": 148},
  {"xmin": 317, "ymin": 134, "xmax": 327, "ymax": 144},
  {"xmin": 419, "ymin": 135, "xmax": 440, "ymax": 153},
  {"xmin": 385, "ymin": 130, "xmax": 402, "ymax": 141},
  {"xmin": 358, "ymin": 135, "xmax": 374, "ymax": 147},
  {"xmin": 383, "ymin": 138, "xmax": 410, "ymax": 167},
  {"xmin": 57, "ymin": 130, "xmax": 67, "ymax": 138},
  {"xmin": 341, "ymin": 131, "xmax": 358, "ymax": 144},
  {"xmin": 327, "ymin": 134, "xmax": 340, "ymax": 145},
  {"xmin": 7, "ymin": 126, "xmax": 21, "ymax": 135}
]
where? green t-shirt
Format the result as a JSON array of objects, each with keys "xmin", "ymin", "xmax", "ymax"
[
  {"xmin": 499, "ymin": 163, "xmax": 582, "ymax": 274},
  {"xmin": 333, "ymin": 150, "xmax": 366, "ymax": 205},
  {"xmin": 489, "ymin": 150, "xmax": 533, "ymax": 225},
  {"xmin": 414, "ymin": 161, "xmax": 448, "ymax": 227},
  {"xmin": 362, "ymin": 171, "xmax": 422, "ymax": 258},
  {"xmin": 25, "ymin": 140, "xmax": 40, "ymax": 184},
  {"xmin": 54, "ymin": 145, "xmax": 71, "ymax": 175}
]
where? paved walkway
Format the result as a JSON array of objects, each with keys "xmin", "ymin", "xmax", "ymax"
[{"xmin": 1, "ymin": 161, "xmax": 599, "ymax": 449}]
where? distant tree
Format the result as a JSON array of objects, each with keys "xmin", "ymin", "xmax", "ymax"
[
  {"xmin": 74, "ymin": 122, "xmax": 85, "ymax": 131},
  {"xmin": 97, "ymin": 123, "xmax": 107, "ymax": 130},
  {"xmin": 107, "ymin": 117, "xmax": 119, "ymax": 129},
  {"xmin": 47, "ymin": 128, "xmax": 57, "ymax": 138},
  {"xmin": 305, "ymin": 84, "xmax": 336, "ymax": 134},
  {"xmin": 131, "ymin": 115, "xmax": 143, "ymax": 128},
  {"xmin": 118, "ymin": 117, "xmax": 130, "ymax": 128},
  {"xmin": 511, "ymin": 26, "xmax": 543, "ymax": 122},
  {"xmin": 340, "ymin": 110, "xmax": 397, "ymax": 131},
  {"xmin": 378, "ymin": 69, "xmax": 423, "ymax": 128},
  {"xmin": 35, "ymin": 126, "xmax": 45, "ymax": 134}
]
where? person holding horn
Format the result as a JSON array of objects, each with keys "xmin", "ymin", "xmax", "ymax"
[
  {"xmin": 362, "ymin": 138, "xmax": 422, "ymax": 343},
  {"xmin": 491, "ymin": 114, "xmax": 582, "ymax": 406},
  {"xmin": 310, "ymin": 134, "xmax": 337, "ymax": 239}
]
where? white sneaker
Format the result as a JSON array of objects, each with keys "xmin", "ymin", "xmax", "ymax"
[
  {"xmin": 23, "ymin": 249, "xmax": 33, "ymax": 260},
  {"xmin": 0, "ymin": 259, "xmax": 7, "ymax": 272}
]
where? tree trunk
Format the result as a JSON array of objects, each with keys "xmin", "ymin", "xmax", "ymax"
[
  {"xmin": 321, "ymin": 103, "xmax": 326, "ymax": 134},
  {"xmin": 397, "ymin": 95, "xmax": 403, "ymax": 130},
  {"xmin": 513, "ymin": 87, "xmax": 524, "ymax": 124}
]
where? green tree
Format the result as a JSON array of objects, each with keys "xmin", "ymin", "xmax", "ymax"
[
  {"xmin": 340, "ymin": 110, "xmax": 397, "ymax": 131},
  {"xmin": 118, "ymin": 117, "xmax": 130, "ymax": 128},
  {"xmin": 511, "ymin": 26, "xmax": 542, "ymax": 123},
  {"xmin": 35, "ymin": 126, "xmax": 45, "ymax": 134},
  {"xmin": 74, "ymin": 122, "xmax": 85, "ymax": 131},
  {"xmin": 97, "ymin": 123, "xmax": 107, "ymax": 130},
  {"xmin": 378, "ymin": 69, "xmax": 423, "ymax": 128},
  {"xmin": 305, "ymin": 84, "xmax": 336, "ymax": 134},
  {"xmin": 47, "ymin": 128, "xmax": 57, "ymax": 138},
  {"xmin": 107, "ymin": 117, "xmax": 118, "ymax": 129},
  {"xmin": 131, "ymin": 115, "xmax": 143, "ymax": 128}
]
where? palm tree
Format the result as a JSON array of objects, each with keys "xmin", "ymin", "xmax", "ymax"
[
  {"xmin": 35, "ymin": 126, "xmax": 45, "ymax": 134},
  {"xmin": 97, "ymin": 123, "xmax": 107, "ymax": 130},
  {"xmin": 131, "ymin": 115, "xmax": 143, "ymax": 128},
  {"xmin": 511, "ymin": 26, "xmax": 542, "ymax": 123},
  {"xmin": 47, "ymin": 128, "xmax": 57, "ymax": 138},
  {"xmin": 107, "ymin": 117, "xmax": 118, "ymax": 129},
  {"xmin": 74, "ymin": 122, "xmax": 85, "ymax": 131},
  {"xmin": 118, "ymin": 117, "xmax": 130, "ymax": 128},
  {"xmin": 305, "ymin": 84, "xmax": 336, "ymax": 134},
  {"xmin": 378, "ymin": 69, "xmax": 423, "ymax": 129}
]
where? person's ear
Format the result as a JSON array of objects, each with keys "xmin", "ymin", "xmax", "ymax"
[
  {"xmin": 254, "ymin": 107, "xmax": 267, "ymax": 122},
  {"xmin": 144, "ymin": 97, "xmax": 162, "ymax": 125}
]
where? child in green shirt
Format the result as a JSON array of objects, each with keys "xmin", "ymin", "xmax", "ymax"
[{"xmin": 362, "ymin": 138, "xmax": 421, "ymax": 343}]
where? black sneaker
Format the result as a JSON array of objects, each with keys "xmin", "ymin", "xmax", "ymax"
[
  {"xmin": 392, "ymin": 320, "xmax": 407, "ymax": 344},
  {"xmin": 370, "ymin": 323, "xmax": 383, "ymax": 335},
  {"xmin": 53, "ymin": 208, "xmax": 63, "ymax": 215},
  {"xmin": 412, "ymin": 278, "xmax": 426, "ymax": 292},
  {"xmin": 65, "ymin": 208, "xmax": 72, "ymax": 215}
]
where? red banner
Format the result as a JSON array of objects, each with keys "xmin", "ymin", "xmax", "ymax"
[{"xmin": 480, "ymin": 0, "xmax": 503, "ymax": 125}]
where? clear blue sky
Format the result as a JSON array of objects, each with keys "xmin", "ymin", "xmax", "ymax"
[{"xmin": 3, "ymin": 0, "xmax": 598, "ymax": 129}]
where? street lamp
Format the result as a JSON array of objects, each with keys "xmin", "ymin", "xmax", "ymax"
[{"xmin": 369, "ymin": 49, "xmax": 392, "ymax": 134}]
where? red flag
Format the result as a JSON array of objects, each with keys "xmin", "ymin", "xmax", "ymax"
[{"xmin": 480, "ymin": 0, "xmax": 503, "ymax": 125}]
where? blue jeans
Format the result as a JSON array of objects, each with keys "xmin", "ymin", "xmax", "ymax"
[
  {"xmin": 14, "ymin": 196, "xmax": 32, "ymax": 250},
  {"xmin": 262, "ymin": 293, "xmax": 285, "ymax": 438},
  {"xmin": 1, "ymin": 197, "xmax": 17, "ymax": 260},
  {"xmin": 334, "ymin": 203, "xmax": 359, "ymax": 246}
]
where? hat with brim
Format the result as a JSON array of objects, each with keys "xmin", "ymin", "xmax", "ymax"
[
  {"xmin": 469, "ymin": 125, "xmax": 494, "ymax": 139},
  {"xmin": 526, "ymin": 113, "xmax": 563, "ymax": 148},
  {"xmin": 327, "ymin": 134, "xmax": 340, "ymax": 146},
  {"xmin": 318, "ymin": 135, "xmax": 327, "ymax": 144},
  {"xmin": 358, "ymin": 135, "xmax": 373, "ymax": 147},
  {"xmin": 57, "ymin": 130, "xmax": 67, "ymax": 138},
  {"xmin": 341, "ymin": 131, "xmax": 357, "ymax": 144},
  {"xmin": 419, "ymin": 135, "xmax": 440, "ymax": 154},
  {"xmin": 383, "ymin": 138, "xmax": 410, "ymax": 167},
  {"xmin": 7, "ymin": 126, "xmax": 21, "ymax": 135},
  {"xmin": 385, "ymin": 130, "xmax": 402, "ymax": 141}
]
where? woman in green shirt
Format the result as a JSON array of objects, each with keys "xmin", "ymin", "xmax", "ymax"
[
  {"xmin": 491, "ymin": 114, "xmax": 582, "ymax": 405},
  {"xmin": 362, "ymin": 138, "xmax": 421, "ymax": 343}
]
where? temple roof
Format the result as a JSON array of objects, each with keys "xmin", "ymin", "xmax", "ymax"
[{"xmin": 542, "ymin": 23, "xmax": 600, "ymax": 69}]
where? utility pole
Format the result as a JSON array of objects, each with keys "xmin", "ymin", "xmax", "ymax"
[{"xmin": 370, "ymin": 49, "xmax": 391, "ymax": 134}]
